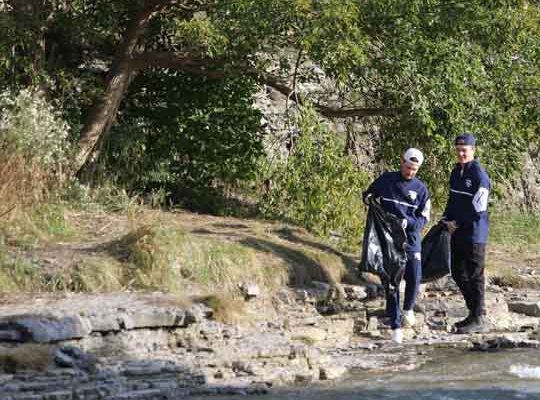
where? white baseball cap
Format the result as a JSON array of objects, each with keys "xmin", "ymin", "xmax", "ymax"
[{"xmin": 403, "ymin": 148, "xmax": 424, "ymax": 167}]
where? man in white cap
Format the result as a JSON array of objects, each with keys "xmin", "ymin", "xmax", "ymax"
[{"xmin": 363, "ymin": 148, "xmax": 431, "ymax": 343}]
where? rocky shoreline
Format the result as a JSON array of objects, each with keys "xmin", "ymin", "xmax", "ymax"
[{"xmin": 0, "ymin": 276, "xmax": 540, "ymax": 400}]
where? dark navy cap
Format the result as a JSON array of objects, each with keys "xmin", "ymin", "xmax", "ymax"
[{"xmin": 454, "ymin": 133, "xmax": 476, "ymax": 146}]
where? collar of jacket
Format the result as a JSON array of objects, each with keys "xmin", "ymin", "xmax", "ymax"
[{"xmin": 456, "ymin": 158, "xmax": 478, "ymax": 171}]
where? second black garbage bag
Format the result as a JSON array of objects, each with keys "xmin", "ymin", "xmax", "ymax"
[{"xmin": 421, "ymin": 223, "xmax": 451, "ymax": 283}]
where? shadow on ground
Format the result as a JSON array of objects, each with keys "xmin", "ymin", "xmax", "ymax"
[
  {"xmin": 272, "ymin": 227, "xmax": 361, "ymax": 284},
  {"xmin": 240, "ymin": 236, "xmax": 338, "ymax": 287}
]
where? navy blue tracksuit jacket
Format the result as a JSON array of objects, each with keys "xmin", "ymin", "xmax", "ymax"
[
  {"xmin": 363, "ymin": 172, "xmax": 431, "ymax": 252},
  {"xmin": 443, "ymin": 159, "xmax": 491, "ymax": 244}
]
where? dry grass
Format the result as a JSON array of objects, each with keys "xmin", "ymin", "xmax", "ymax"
[
  {"xmin": 481, "ymin": 211, "xmax": 540, "ymax": 289},
  {"xmin": 0, "ymin": 151, "xmax": 60, "ymax": 221},
  {"xmin": 0, "ymin": 252, "xmax": 127, "ymax": 293},
  {"xmin": 122, "ymin": 222, "xmax": 287, "ymax": 295},
  {"xmin": 486, "ymin": 247, "xmax": 540, "ymax": 289},
  {"xmin": 69, "ymin": 259, "xmax": 126, "ymax": 292},
  {"xmin": 5, "ymin": 200, "xmax": 540, "ymax": 324},
  {"xmin": 490, "ymin": 212, "xmax": 540, "ymax": 249},
  {"xmin": 487, "ymin": 261, "xmax": 540, "ymax": 289},
  {"xmin": 0, "ymin": 203, "xmax": 76, "ymax": 252},
  {"xmin": 0, "ymin": 344, "xmax": 52, "ymax": 372},
  {"xmin": 197, "ymin": 294, "xmax": 246, "ymax": 324},
  {"xmin": 0, "ymin": 136, "xmax": 361, "ymax": 322},
  {"xmin": 0, "ymin": 196, "xmax": 363, "ymax": 323},
  {"xmin": 0, "ymin": 208, "xmax": 360, "ymax": 300},
  {"xmin": 489, "ymin": 274, "xmax": 538, "ymax": 289}
]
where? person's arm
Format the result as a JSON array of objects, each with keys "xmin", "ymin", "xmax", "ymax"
[
  {"xmin": 441, "ymin": 171, "xmax": 453, "ymax": 221},
  {"xmin": 362, "ymin": 175, "xmax": 383, "ymax": 204},
  {"xmin": 471, "ymin": 170, "xmax": 490, "ymax": 217},
  {"xmin": 441, "ymin": 171, "xmax": 458, "ymax": 233},
  {"xmin": 404, "ymin": 190, "xmax": 431, "ymax": 232}
]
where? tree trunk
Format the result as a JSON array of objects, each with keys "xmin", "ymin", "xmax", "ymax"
[
  {"xmin": 74, "ymin": 1, "xmax": 173, "ymax": 174},
  {"xmin": 74, "ymin": 58, "xmax": 134, "ymax": 174}
]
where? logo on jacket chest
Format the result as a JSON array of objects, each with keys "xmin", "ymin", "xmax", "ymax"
[
  {"xmin": 407, "ymin": 190, "xmax": 418, "ymax": 201},
  {"xmin": 465, "ymin": 179, "xmax": 472, "ymax": 188}
]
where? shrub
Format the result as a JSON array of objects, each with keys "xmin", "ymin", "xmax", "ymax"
[
  {"xmin": 0, "ymin": 89, "xmax": 71, "ymax": 214},
  {"xmin": 259, "ymin": 107, "xmax": 368, "ymax": 251},
  {"xmin": 98, "ymin": 72, "xmax": 264, "ymax": 214}
]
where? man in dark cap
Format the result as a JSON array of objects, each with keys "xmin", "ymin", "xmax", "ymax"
[{"xmin": 441, "ymin": 133, "xmax": 491, "ymax": 334}]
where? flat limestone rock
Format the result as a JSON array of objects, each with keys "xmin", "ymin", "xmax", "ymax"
[
  {"xmin": 319, "ymin": 365, "xmax": 348, "ymax": 380},
  {"xmin": 0, "ymin": 314, "xmax": 91, "ymax": 343},
  {"xmin": 118, "ymin": 309, "xmax": 192, "ymax": 330},
  {"xmin": 508, "ymin": 301, "xmax": 540, "ymax": 317}
]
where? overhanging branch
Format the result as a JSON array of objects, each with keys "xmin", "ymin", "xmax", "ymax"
[
  {"xmin": 262, "ymin": 74, "xmax": 400, "ymax": 118},
  {"xmin": 133, "ymin": 52, "xmax": 401, "ymax": 119},
  {"xmin": 132, "ymin": 52, "xmax": 227, "ymax": 78}
]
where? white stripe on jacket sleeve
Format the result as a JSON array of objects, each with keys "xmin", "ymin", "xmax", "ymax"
[
  {"xmin": 421, "ymin": 198, "xmax": 431, "ymax": 221},
  {"xmin": 472, "ymin": 187, "xmax": 489, "ymax": 213}
]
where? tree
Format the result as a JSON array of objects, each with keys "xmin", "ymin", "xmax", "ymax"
[
  {"xmin": 73, "ymin": 0, "xmax": 389, "ymax": 172},
  {"xmin": 1, "ymin": 0, "xmax": 538, "ymax": 200},
  {"xmin": 99, "ymin": 70, "xmax": 265, "ymax": 211},
  {"xmin": 357, "ymin": 1, "xmax": 540, "ymax": 202}
]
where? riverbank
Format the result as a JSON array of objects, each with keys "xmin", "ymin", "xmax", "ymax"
[
  {"xmin": 1, "ymin": 272, "xmax": 540, "ymax": 398},
  {"xmin": 0, "ymin": 208, "xmax": 540, "ymax": 399}
]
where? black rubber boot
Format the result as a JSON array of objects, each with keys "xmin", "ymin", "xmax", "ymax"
[
  {"xmin": 454, "ymin": 314, "xmax": 473, "ymax": 329},
  {"xmin": 457, "ymin": 315, "xmax": 489, "ymax": 334}
]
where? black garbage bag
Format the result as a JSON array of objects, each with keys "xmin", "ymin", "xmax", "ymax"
[
  {"xmin": 421, "ymin": 223, "xmax": 451, "ymax": 283},
  {"xmin": 360, "ymin": 201, "xmax": 407, "ymax": 288}
]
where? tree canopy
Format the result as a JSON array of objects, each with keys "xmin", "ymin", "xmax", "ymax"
[{"xmin": 1, "ymin": 0, "xmax": 538, "ymax": 203}]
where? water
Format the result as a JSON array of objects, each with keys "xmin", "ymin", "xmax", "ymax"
[{"xmin": 188, "ymin": 348, "xmax": 540, "ymax": 400}]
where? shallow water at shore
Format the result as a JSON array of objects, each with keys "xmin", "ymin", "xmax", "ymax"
[{"xmin": 188, "ymin": 348, "xmax": 540, "ymax": 400}]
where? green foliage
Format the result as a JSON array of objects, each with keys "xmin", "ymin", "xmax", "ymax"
[
  {"xmin": 99, "ymin": 71, "xmax": 264, "ymax": 212},
  {"xmin": 0, "ymin": 0, "xmax": 538, "ymax": 212},
  {"xmin": 213, "ymin": 0, "xmax": 367, "ymax": 82},
  {"xmin": 0, "ymin": 2, "xmax": 49, "ymax": 88},
  {"xmin": 0, "ymin": 89, "xmax": 71, "ymax": 216},
  {"xmin": 260, "ymin": 107, "xmax": 368, "ymax": 250},
  {"xmin": 0, "ymin": 1, "xmax": 117, "ymax": 134},
  {"xmin": 357, "ymin": 1, "xmax": 540, "ymax": 204},
  {"xmin": 172, "ymin": 17, "xmax": 229, "ymax": 58},
  {"xmin": 0, "ymin": 89, "xmax": 70, "ymax": 168}
]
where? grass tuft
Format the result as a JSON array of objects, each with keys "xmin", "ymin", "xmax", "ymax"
[
  {"xmin": 0, "ymin": 344, "xmax": 52, "ymax": 372},
  {"xmin": 123, "ymin": 223, "xmax": 281, "ymax": 295},
  {"xmin": 490, "ymin": 212, "xmax": 540, "ymax": 248},
  {"xmin": 69, "ymin": 259, "xmax": 126, "ymax": 292},
  {"xmin": 197, "ymin": 294, "xmax": 246, "ymax": 324}
]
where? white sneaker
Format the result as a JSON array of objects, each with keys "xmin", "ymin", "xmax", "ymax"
[
  {"xmin": 402, "ymin": 309, "xmax": 415, "ymax": 327},
  {"xmin": 391, "ymin": 328, "xmax": 403, "ymax": 344}
]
